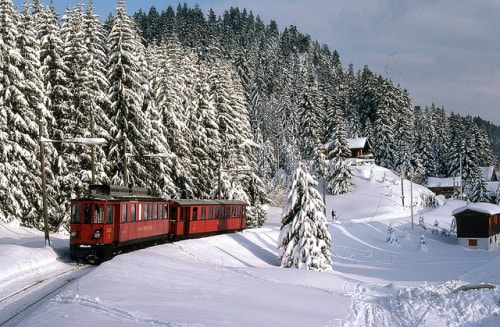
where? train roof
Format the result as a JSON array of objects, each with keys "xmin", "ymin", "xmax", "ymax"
[
  {"xmin": 75, "ymin": 184, "xmax": 166, "ymax": 201},
  {"xmin": 74, "ymin": 185, "xmax": 247, "ymax": 206},
  {"xmin": 170, "ymin": 199, "xmax": 247, "ymax": 206}
]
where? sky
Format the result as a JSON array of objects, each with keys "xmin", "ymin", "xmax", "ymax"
[
  {"xmin": 13, "ymin": 0, "xmax": 500, "ymax": 125},
  {"xmin": 2, "ymin": 164, "xmax": 500, "ymax": 326}
]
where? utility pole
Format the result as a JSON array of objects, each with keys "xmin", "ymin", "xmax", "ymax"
[
  {"xmin": 123, "ymin": 138, "xmax": 128, "ymax": 187},
  {"xmin": 90, "ymin": 106, "xmax": 96, "ymax": 184},
  {"xmin": 459, "ymin": 152, "xmax": 463, "ymax": 201},
  {"xmin": 38, "ymin": 107, "xmax": 50, "ymax": 245},
  {"xmin": 410, "ymin": 178, "xmax": 414, "ymax": 229},
  {"xmin": 400, "ymin": 171, "xmax": 405, "ymax": 207}
]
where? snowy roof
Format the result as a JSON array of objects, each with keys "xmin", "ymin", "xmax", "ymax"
[
  {"xmin": 427, "ymin": 177, "xmax": 460, "ymax": 188},
  {"xmin": 452, "ymin": 203, "xmax": 500, "ymax": 216},
  {"xmin": 480, "ymin": 166, "xmax": 497, "ymax": 182},
  {"xmin": 486, "ymin": 181, "xmax": 500, "ymax": 193},
  {"xmin": 346, "ymin": 137, "xmax": 367, "ymax": 149}
]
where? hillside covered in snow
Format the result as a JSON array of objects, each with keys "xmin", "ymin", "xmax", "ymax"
[{"xmin": 1, "ymin": 164, "xmax": 500, "ymax": 326}]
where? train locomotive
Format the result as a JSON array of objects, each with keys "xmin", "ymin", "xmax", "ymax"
[{"xmin": 69, "ymin": 184, "xmax": 246, "ymax": 263}]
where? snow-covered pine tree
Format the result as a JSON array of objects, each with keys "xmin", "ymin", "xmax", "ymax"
[
  {"xmin": 18, "ymin": 1, "xmax": 62, "ymax": 228},
  {"xmin": 50, "ymin": 2, "xmax": 112, "ymax": 225},
  {"xmin": 190, "ymin": 50, "xmax": 222, "ymax": 199},
  {"xmin": 298, "ymin": 60, "xmax": 322, "ymax": 159},
  {"xmin": 105, "ymin": 0, "xmax": 155, "ymax": 188},
  {"xmin": 151, "ymin": 34, "xmax": 195, "ymax": 198},
  {"xmin": 447, "ymin": 114, "xmax": 483, "ymax": 194},
  {"xmin": 326, "ymin": 103, "xmax": 353, "ymax": 195},
  {"xmin": 470, "ymin": 173, "xmax": 490, "ymax": 203},
  {"xmin": 373, "ymin": 79, "xmax": 397, "ymax": 170},
  {"xmin": 495, "ymin": 184, "xmax": 500, "ymax": 205},
  {"xmin": 278, "ymin": 163, "xmax": 332, "ymax": 271},
  {"xmin": 0, "ymin": 0, "xmax": 53, "ymax": 227}
]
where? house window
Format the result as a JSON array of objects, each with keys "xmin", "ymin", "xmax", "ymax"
[{"xmin": 468, "ymin": 239, "xmax": 478, "ymax": 247}]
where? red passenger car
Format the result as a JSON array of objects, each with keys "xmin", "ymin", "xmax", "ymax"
[
  {"xmin": 69, "ymin": 185, "xmax": 246, "ymax": 263},
  {"xmin": 168, "ymin": 199, "xmax": 246, "ymax": 239}
]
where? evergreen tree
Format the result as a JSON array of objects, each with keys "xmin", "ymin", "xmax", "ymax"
[
  {"xmin": 51, "ymin": 2, "xmax": 113, "ymax": 223},
  {"xmin": 326, "ymin": 104, "xmax": 353, "ymax": 194},
  {"xmin": 496, "ymin": 184, "xmax": 500, "ymax": 205},
  {"xmin": 373, "ymin": 79, "xmax": 397, "ymax": 170},
  {"xmin": 469, "ymin": 172, "xmax": 490, "ymax": 203},
  {"xmin": 151, "ymin": 34, "xmax": 195, "ymax": 198},
  {"xmin": 0, "ymin": 0, "xmax": 52, "ymax": 227},
  {"xmin": 278, "ymin": 163, "xmax": 332, "ymax": 271},
  {"xmin": 105, "ymin": 0, "xmax": 154, "ymax": 188}
]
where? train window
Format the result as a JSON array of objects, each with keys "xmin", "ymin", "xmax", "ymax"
[
  {"xmin": 121, "ymin": 203, "xmax": 127, "ymax": 222},
  {"xmin": 225, "ymin": 207, "xmax": 230, "ymax": 219},
  {"xmin": 192, "ymin": 208, "xmax": 198, "ymax": 221},
  {"xmin": 71, "ymin": 204, "xmax": 80, "ymax": 223},
  {"xmin": 106, "ymin": 205, "xmax": 113, "ymax": 224},
  {"xmin": 232, "ymin": 206, "xmax": 236, "ymax": 217},
  {"xmin": 208, "ymin": 207, "xmax": 213, "ymax": 219},
  {"xmin": 94, "ymin": 204, "xmax": 104, "ymax": 223},
  {"xmin": 153, "ymin": 204, "xmax": 158, "ymax": 219},
  {"xmin": 215, "ymin": 207, "xmax": 219, "ymax": 219},
  {"xmin": 137, "ymin": 204, "xmax": 143, "ymax": 221},
  {"xmin": 83, "ymin": 204, "xmax": 92, "ymax": 223},
  {"xmin": 180, "ymin": 208, "xmax": 189, "ymax": 221},
  {"xmin": 201, "ymin": 207, "xmax": 206, "ymax": 220},
  {"xmin": 130, "ymin": 204, "xmax": 136, "ymax": 222},
  {"xmin": 143, "ymin": 203, "xmax": 148, "ymax": 220},
  {"xmin": 159, "ymin": 204, "xmax": 164, "ymax": 219}
]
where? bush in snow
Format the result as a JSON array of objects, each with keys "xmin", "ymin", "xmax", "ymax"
[
  {"xmin": 419, "ymin": 214, "xmax": 427, "ymax": 234},
  {"xmin": 386, "ymin": 224, "xmax": 400, "ymax": 246},
  {"xmin": 449, "ymin": 218, "xmax": 457, "ymax": 235},
  {"xmin": 431, "ymin": 220, "xmax": 439, "ymax": 235},
  {"xmin": 277, "ymin": 163, "xmax": 332, "ymax": 271},
  {"xmin": 369, "ymin": 166, "xmax": 375, "ymax": 182},
  {"xmin": 418, "ymin": 234, "xmax": 428, "ymax": 252}
]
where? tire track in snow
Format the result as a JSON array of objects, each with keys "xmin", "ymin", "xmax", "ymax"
[{"xmin": 52, "ymin": 293, "xmax": 184, "ymax": 326}]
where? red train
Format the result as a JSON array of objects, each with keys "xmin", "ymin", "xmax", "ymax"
[{"xmin": 69, "ymin": 184, "xmax": 246, "ymax": 263}]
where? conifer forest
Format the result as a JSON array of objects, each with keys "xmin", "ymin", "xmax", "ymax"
[{"xmin": 1, "ymin": 0, "xmax": 499, "ymax": 230}]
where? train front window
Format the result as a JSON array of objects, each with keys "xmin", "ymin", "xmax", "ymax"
[
  {"xmin": 83, "ymin": 204, "xmax": 91, "ymax": 223},
  {"xmin": 94, "ymin": 204, "xmax": 104, "ymax": 223},
  {"xmin": 106, "ymin": 205, "xmax": 113, "ymax": 224},
  {"xmin": 71, "ymin": 204, "xmax": 80, "ymax": 223}
]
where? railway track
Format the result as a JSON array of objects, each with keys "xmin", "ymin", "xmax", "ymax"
[{"xmin": 0, "ymin": 264, "xmax": 94, "ymax": 326}]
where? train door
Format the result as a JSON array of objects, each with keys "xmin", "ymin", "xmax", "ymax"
[
  {"xmin": 108, "ymin": 203, "xmax": 119, "ymax": 243},
  {"xmin": 169, "ymin": 205, "xmax": 179, "ymax": 236},
  {"xmin": 182, "ymin": 207, "xmax": 190, "ymax": 236},
  {"xmin": 114, "ymin": 203, "xmax": 127, "ymax": 243}
]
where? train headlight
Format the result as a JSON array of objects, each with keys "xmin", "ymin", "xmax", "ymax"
[
  {"xmin": 70, "ymin": 230, "xmax": 77, "ymax": 238},
  {"xmin": 93, "ymin": 230, "xmax": 101, "ymax": 239}
]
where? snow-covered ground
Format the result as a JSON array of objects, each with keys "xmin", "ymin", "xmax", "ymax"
[{"xmin": 2, "ymin": 164, "xmax": 500, "ymax": 326}]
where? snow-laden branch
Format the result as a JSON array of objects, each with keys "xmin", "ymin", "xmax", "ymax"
[{"xmin": 40, "ymin": 137, "xmax": 107, "ymax": 145}]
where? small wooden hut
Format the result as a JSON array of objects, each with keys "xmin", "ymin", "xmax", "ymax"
[{"xmin": 452, "ymin": 203, "xmax": 500, "ymax": 250}]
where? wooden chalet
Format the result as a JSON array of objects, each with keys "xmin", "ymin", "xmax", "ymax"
[
  {"xmin": 427, "ymin": 177, "xmax": 460, "ymax": 198},
  {"xmin": 452, "ymin": 203, "xmax": 500, "ymax": 250},
  {"xmin": 347, "ymin": 137, "xmax": 370, "ymax": 158},
  {"xmin": 346, "ymin": 137, "xmax": 374, "ymax": 165},
  {"xmin": 427, "ymin": 166, "xmax": 499, "ymax": 201}
]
